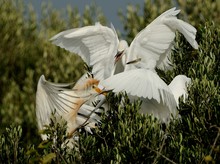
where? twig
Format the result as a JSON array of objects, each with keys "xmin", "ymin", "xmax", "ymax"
[
  {"xmin": 79, "ymin": 97, "xmax": 105, "ymax": 128},
  {"xmin": 153, "ymin": 135, "xmax": 166, "ymax": 164},
  {"xmin": 145, "ymin": 144, "xmax": 177, "ymax": 164},
  {"xmin": 68, "ymin": 97, "xmax": 106, "ymax": 138},
  {"xmin": 96, "ymin": 132, "xmax": 108, "ymax": 148},
  {"xmin": 209, "ymin": 125, "xmax": 220, "ymax": 156},
  {"xmin": 200, "ymin": 125, "xmax": 220, "ymax": 164},
  {"xmin": 52, "ymin": 145, "xmax": 68, "ymax": 164},
  {"xmin": 144, "ymin": 132, "xmax": 177, "ymax": 164}
]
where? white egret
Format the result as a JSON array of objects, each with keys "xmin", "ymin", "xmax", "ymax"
[
  {"xmin": 99, "ymin": 7, "xmax": 198, "ymax": 122},
  {"xmin": 50, "ymin": 7, "xmax": 198, "ymax": 77},
  {"xmin": 36, "ymin": 74, "xmax": 104, "ymax": 140}
]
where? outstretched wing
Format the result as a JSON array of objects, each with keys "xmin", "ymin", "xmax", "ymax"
[
  {"xmin": 50, "ymin": 22, "xmax": 119, "ymax": 80},
  {"xmin": 100, "ymin": 69, "xmax": 176, "ymax": 110},
  {"xmin": 36, "ymin": 75, "xmax": 102, "ymax": 139},
  {"xmin": 127, "ymin": 7, "xmax": 198, "ymax": 71},
  {"xmin": 36, "ymin": 75, "xmax": 80, "ymax": 135}
]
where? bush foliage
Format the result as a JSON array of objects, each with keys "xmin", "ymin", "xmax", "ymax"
[{"xmin": 0, "ymin": 0, "xmax": 219, "ymax": 163}]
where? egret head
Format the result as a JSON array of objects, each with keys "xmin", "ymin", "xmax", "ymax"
[
  {"xmin": 83, "ymin": 78, "xmax": 99, "ymax": 94},
  {"xmin": 115, "ymin": 40, "xmax": 128, "ymax": 64}
]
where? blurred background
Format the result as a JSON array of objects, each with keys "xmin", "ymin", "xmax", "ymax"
[
  {"xmin": 0, "ymin": 0, "xmax": 219, "ymax": 163},
  {"xmin": 23, "ymin": 0, "xmax": 145, "ymax": 32}
]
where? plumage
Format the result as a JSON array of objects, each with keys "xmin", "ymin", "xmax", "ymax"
[
  {"xmin": 125, "ymin": 7, "xmax": 198, "ymax": 71},
  {"xmin": 36, "ymin": 75, "xmax": 102, "ymax": 140},
  {"xmin": 100, "ymin": 69, "xmax": 191, "ymax": 123},
  {"xmin": 39, "ymin": 7, "xmax": 197, "ymax": 130},
  {"xmin": 50, "ymin": 22, "xmax": 119, "ymax": 81},
  {"xmin": 98, "ymin": 8, "xmax": 196, "ymax": 123},
  {"xmin": 168, "ymin": 75, "xmax": 192, "ymax": 107}
]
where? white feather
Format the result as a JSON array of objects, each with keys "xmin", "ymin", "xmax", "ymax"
[
  {"xmin": 46, "ymin": 8, "xmax": 198, "ymax": 125},
  {"xmin": 169, "ymin": 75, "xmax": 191, "ymax": 107},
  {"xmin": 36, "ymin": 75, "xmax": 103, "ymax": 139},
  {"xmin": 100, "ymin": 69, "xmax": 178, "ymax": 122},
  {"xmin": 126, "ymin": 7, "xmax": 198, "ymax": 71},
  {"xmin": 50, "ymin": 23, "xmax": 119, "ymax": 80}
]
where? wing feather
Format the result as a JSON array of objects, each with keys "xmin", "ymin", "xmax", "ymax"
[
  {"xmin": 36, "ymin": 75, "xmax": 102, "ymax": 139},
  {"xmin": 50, "ymin": 23, "xmax": 119, "ymax": 80},
  {"xmin": 100, "ymin": 69, "xmax": 176, "ymax": 107},
  {"xmin": 127, "ymin": 7, "xmax": 198, "ymax": 71},
  {"xmin": 36, "ymin": 76, "xmax": 79, "ymax": 132}
]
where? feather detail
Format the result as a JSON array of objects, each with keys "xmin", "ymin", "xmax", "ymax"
[
  {"xmin": 126, "ymin": 7, "xmax": 198, "ymax": 71},
  {"xmin": 50, "ymin": 22, "xmax": 119, "ymax": 80},
  {"xmin": 36, "ymin": 75, "xmax": 103, "ymax": 140}
]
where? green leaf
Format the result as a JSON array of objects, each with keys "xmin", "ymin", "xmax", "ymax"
[{"xmin": 41, "ymin": 153, "xmax": 56, "ymax": 164}]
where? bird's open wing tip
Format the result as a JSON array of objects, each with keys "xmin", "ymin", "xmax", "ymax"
[
  {"xmin": 49, "ymin": 34, "xmax": 59, "ymax": 41},
  {"xmin": 193, "ymin": 41, "xmax": 199, "ymax": 49},
  {"xmin": 40, "ymin": 74, "xmax": 45, "ymax": 79}
]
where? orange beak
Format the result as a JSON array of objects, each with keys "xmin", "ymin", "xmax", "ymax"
[{"xmin": 94, "ymin": 86, "xmax": 107, "ymax": 96}]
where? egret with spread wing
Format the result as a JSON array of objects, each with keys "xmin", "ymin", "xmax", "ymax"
[
  {"xmin": 50, "ymin": 7, "xmax": 198, "ymax": 77},
  {"xmin": 99, "ymin": 8, "xmax": 197, "ymax": 122},
  {"xmin": 36, "ymin": 74, "xmax": 104, "ymax": 140},
  {"xmin": 50, "ymin": 22, "xmax": 122, "ymax": 81},
  {"xmin": 118, "ymin": 7, "xmax": 198, "ymax": 71}
]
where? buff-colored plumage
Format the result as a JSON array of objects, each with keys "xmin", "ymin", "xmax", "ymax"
[{"xmin": 36, "ymin": 75, "xmax": 102, "ymax": 140}]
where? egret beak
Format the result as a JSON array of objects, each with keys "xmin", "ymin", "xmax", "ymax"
[
  {"xmin": 114, "ymin": 50, "xmax": 124, "ymax": 65},
  {"xmin": 126, "ymin": 58, "xmax": 141, "ymax": 64},
  {"xmin": 94, "ymin": 86, "xmax": 107, "ymax": 96}
]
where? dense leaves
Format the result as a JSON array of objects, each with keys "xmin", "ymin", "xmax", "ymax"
[{"xmin": 0, "ymin": 0, "xmax": 219, "ymax": 163}]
